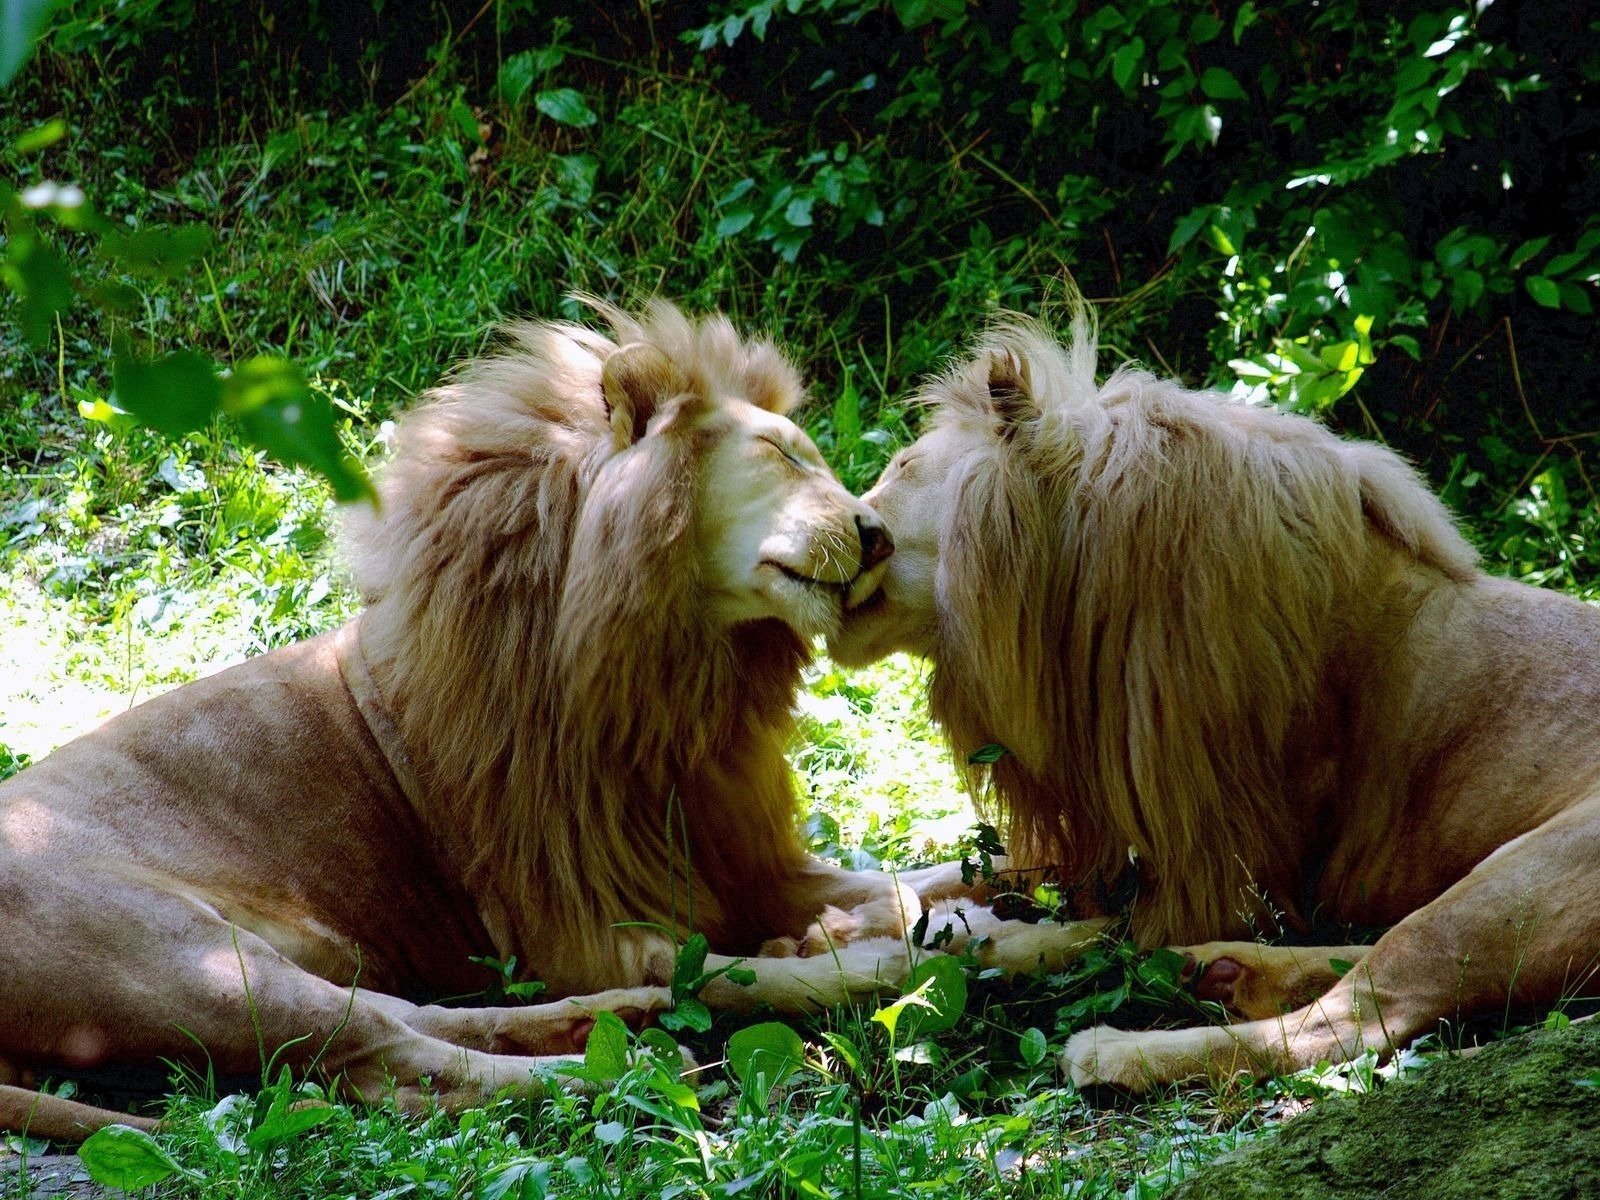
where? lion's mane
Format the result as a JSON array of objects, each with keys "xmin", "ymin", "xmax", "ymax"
[
  {"xmin": 922, "ymin": 313, "xmax": 1479, "ymax": 944},
  {"xmin": 343, "ymin": 301, "xmax": 817, "ymax": 990}
]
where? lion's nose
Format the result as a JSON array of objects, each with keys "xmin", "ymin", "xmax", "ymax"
[{"xmin": 856, "ymin": 513, "xmax": 894, "ymax": 568}]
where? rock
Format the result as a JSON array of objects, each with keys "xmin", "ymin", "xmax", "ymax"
[{"xmin": 1171, "ymin": 1020, "xmax": 1600, "ymax": 1199}]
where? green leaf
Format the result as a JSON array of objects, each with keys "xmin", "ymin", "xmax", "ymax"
[
  {"xmin": 1525, "ymin": 275, "xmax": 1561, "ymax": 309},
  {"xmin": 78, "ymin": 1125, "xmax": 190, "ymax": 1190},
  {"xmin": 1199, "ymin": 66, "xmax": 1247, "ymax": 100},
  {"xmin": 728, "ymin": 1022, "xmax": 805, "ymax": 1097},
  {"xmin": 101, "ymin": 224, "xmax": 213, "ymax": 278},
  {"xmin": 672, "ymin": 933, "xmax": 710, "ymax": 996},
  {"xmin": 1018, "ymin": 1026, "xmax": 1048, "ymax": 1066},
  {"xmin": 900, "ymin": 955, "xmax": 968, "ymax": 1037},
  {"xmin": 784, "ymin": 196, "xmax": 814, "ymax": 228},
  {"xmin": 659, "ymin": 997, "xmax": 711, "ymax": 1034},
  {"xmin": 227, "ymin": 359, "xmax": 373, "ymax": 502},
  {"xmin": 11, "ymin": 117, "xmax": 66, "ymax": 154},
  {"xmin": 498, "ymin": 51, "xmax": 538, "ymax": 106},
  {"xmin": 245, "ymin": 1102, "xmax": 333, "ymax": 1150},
  {"xmin": 6, "ymin": 231, "xmax": 73, "ymax": 346},
  {"xmin": 967, "ymin": 743, "xmax": 1008, "ymax": 764},
  {"xmin": 112, "ymin": 350, "xmax": 222, "ymax": 436},
  {"xmin": 1328, "ymin": 957, "xmax": 1355, "ymax": 978},
  {"xmin": 1111, "ymin": 38, "xmax": 1144, "ymax": 91},
  {"xmin": 714, "ymin": 209, "xmax": 754, "ymax": 238},
  {"xmin": 534, "ymin": 88, "xmax": 597, "ymax": 127},
  {"xmin": 0, "ymin": 0, "xmax": 61, "ymax": 87},
  {"xmin": 583, "ymin": 1010, "xmax": 631, "ymax": 1079},
  {"xmin": 1559, "ymin": 282, "xmax": 1593, "ymax": 315},
  {"xmin": 1508, "ymin": 236, "xmax": 1550, "ymax": 270}
]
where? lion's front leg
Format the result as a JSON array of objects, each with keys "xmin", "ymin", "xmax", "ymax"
[{"xmin": 760, "ymin": 863, "xmax": 922, "ymax": 957}]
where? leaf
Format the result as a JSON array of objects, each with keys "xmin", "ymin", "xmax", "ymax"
[
  {"xmin": 534, "ymin": 88, "xmax": 597, "ymax": 127},
  {"xmin": 967, "ymin": 743, "xmax": 1008, "ymax": 764},
  {"xmin": 1328, "ymin": 957, "xmax": 1356, "ymax": 978},
  {"xmin": 0, "ymin": 0, "xmax": 62, "ymax": 87},
  {"xmin": 498, "ymin": 51, "xmax": 538, "ymax": 106},
  {"xmin": 659, "ymin": 997, "xmax": 711, "ymax": 1034},
  {"xmin": 1111, "ymin": 38, "xmax": 1145, "ymax": 91},
  {"xmin": 672, "ymin": 933, "xmax": 710, "ymax": 996},
  {"xmin": 1525, "ymin": 275, "xmax": 1561, "ymax": 309},
  {"xmin": 101, "ymin": 224, "xmax": 213, "ymax": 278},
  {"xmin": 715, "ymin": 209, "xmax": 755, "ymax": 238},
  {"xmin": 728, "ymin": 1022, "xmax": 805, "ymax": 1096},
  {"xmin": 11, "ymin": 117, "xmax": 66, "ymax": 154},
  {"xmin": 6, "ymin": 231, "xmax": 73, "ymax": 346},
  {"xmin": 227, "ymin": 359, "xmax": 373, "ymax": 502},
  {"xmin": 245, "ymin": 1102, "xmax": 333, "ymax": 1151},
  {"xmin": 1199, "ymin": 66, "xmax": 1247, "ymax": 101},
  {"xmin": 78, "ymin": 1125, "xmax": 191, "ymax": 1190},
  {"xmin": 1018, "ymin": 1027, "xmax": 1048, "ymax": 1066},
  {"xmin": 583, "ymin": 1010, "xmax": 631, "ymax": 1079},
  {"xmin": 1508, "ymin": 236, "xmax": 1550, "ymax": 270},
  {"xmin": 1559, "ymin": 281, "xmax": 1593, "ymax": 315},
  {"xmin": 112, "ymin": 350, "xmax": 222, "ymax": 436},
  {"xmin": 784, "ymin": 196, "xmax": 814, "ymax": 228},
  {"xmin": 899, "ymin": 955, "xmax": 968, "ymax": 1037}
]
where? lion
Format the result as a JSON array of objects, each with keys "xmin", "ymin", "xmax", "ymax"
[
  {"xmin": 829, "ymin": 309, "xmax": 1600, "ymax": 1090},
  {"xmin": 0, "ymin": 300, "xmax": 920, "ymax": 1140}
]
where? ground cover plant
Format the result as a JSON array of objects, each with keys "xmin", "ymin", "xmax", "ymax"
[{"xmin": 2, "ymin": 1, "xmax": 1597, "ymax": 1196}]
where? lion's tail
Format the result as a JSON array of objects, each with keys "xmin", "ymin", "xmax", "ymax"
[{"xmin": 0, "ymin": 1083, "xmax": 158, "ymax": 1142}]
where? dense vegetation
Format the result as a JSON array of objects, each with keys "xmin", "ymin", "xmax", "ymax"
[{"xmin": 2, "ymin": 1, "xmax": 1596, "ymax": 1196}]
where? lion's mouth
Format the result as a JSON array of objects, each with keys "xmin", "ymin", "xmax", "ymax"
[
  {"xmin": 844, "ymin": 559, "xmax": 889, "ymax": 612},
  {"xmin": 762, "ymin": 559, "xmax": 888, "ymax": 612}
]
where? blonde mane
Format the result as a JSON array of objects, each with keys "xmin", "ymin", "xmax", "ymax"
[
  {"xmin": 343, "ymin": 301, "xmax": 816, "ymax": 987},
  {"xmin": 924, "ymin": 313, "xmax": 1478, "ymax": 943}
]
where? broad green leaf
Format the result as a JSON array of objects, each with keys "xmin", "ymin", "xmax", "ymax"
[
  {"xmin": 498, "ymin": 51, "xmax": 538, "ymax": 106},
  {"xmin": 1199, "ymin": 66, "xmax": 1247, "ymax": 100},
  {"xmin": 534, "ymin": 88, "xmax": 597, "ymax": 127},
  {"xmin": 245, "ymin": 1102, "xmax": 333, "ymax": 1150},
  {"xmin": 1525, "ymin": 275, "xmax": 1561, "ymax": 309},
  {"xmin": 672, "ymin": 933, "xmax": 710, "ymax": 995},
  {"xmin": 583, "ymin": 1010, "xmax": 630, "ymax": 1079},
  {"xmin": 112, "ymin": 350, "xmax": 222, "ymax": 436},
  {"xmin": 1111, "ymin": 38, "xmax": 1145, "ymax": 91},
  {"xmin": 1509, "ymin": 236, "xmax": 1550, "ymax": 270},
  {"xmin": 1559, "ymin": 282, "xmax": 1592, "ymax": 315},
  {"xmin": 728, "ymin": 1022, "xmax": 805, "ymax": 1095},
  {"xmin": 101, "ymin": 224, "xmax": 213, "ymax": 277},
  {"xmin": 228, "ymin": 360, "xmax": 373, "ymax": 502},
  {"xmin": 6, "ymin": 231, "xmax": 73, "ymax": 346},
  {"xmin": 899, "ymin": 955, "xmax": 968, "ymax": 1037},
  {"xmin": 78, "ymin": 1125, "xmax": 189, "ymax": 1190},
  {"xmin": 659, "ymin": 996, "xmax": 711, "ymax": 1033},
  {"xmin": 11, "ymin": 117, "xmax": 66, "ymax": 154},
  {"xmin": 715, "ymin": 210, "xmax": 755, "ymax": 238},
  {"xmin": 0, "ymin": 0, "xmax": 61, "ymax": 86},
  {"xmin": 967, "ymin": 743, "xmax": 1008, "ymax": 764},
  {"xmin": 1018, "ymin": 1026, "xmax": 1048, "ymax": 1066}
]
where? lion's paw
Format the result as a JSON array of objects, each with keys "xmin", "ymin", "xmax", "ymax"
[{"xmin": 1061, "ymin": 1025, "xmax": 1160, "ymax": 1092}]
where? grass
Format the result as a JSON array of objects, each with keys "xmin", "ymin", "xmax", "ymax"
[{"xmin": 3, "ymin": 31, "xmax": 1597, "ymax": 1200}]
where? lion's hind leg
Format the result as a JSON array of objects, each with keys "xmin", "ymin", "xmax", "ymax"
[
  {"xmin": 1, "ymin": 884, "xmax": 588, "ymax": 1122},
  {"xmin": 1065, "ymin": 796, "xmax": 1600, "ymax": 1091}
]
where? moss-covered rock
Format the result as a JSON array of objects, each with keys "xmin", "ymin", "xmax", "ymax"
[{"xmin": 1172, "ymin": 1021, "xmax": 1600, "ymax": 1200}]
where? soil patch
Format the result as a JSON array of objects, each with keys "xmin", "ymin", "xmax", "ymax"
[{"xmin": 1171, "ymin": 1020, "xmax": 1600, "ymax": 1199}]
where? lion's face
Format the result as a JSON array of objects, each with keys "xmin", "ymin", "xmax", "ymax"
[
  {"xmin": 828, "ymin": 421, "xmax": 967, "ymax": 665},
  {"xmin": 696, "ymin": 401, "xmax": 894, "ymax": 641},
  {"xmin": 596, "ymin": 339, "xmax": 893, "ymax": 645}
]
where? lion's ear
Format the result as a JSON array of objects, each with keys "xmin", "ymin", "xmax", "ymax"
[
  {"xmin": 602, "ymin": 342, "xmax": 689, "ymax": 445},
  {"xmin": 985, "ymin": 347, "xmax": 1036, "ymax": 433}
]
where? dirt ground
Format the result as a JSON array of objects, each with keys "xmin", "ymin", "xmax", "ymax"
[{"xmin": 1171, "ymin": 1019, "xmax": 1600, "ymax": 1199}]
